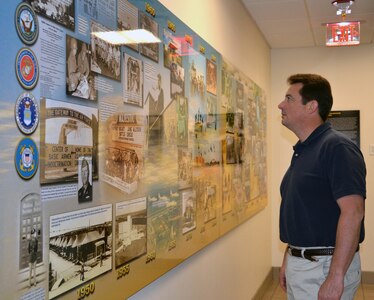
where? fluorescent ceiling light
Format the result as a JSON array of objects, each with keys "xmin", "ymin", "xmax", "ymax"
[{"xmin": 92, "ymin": 29, "xmax": 161, "ymax": 45}]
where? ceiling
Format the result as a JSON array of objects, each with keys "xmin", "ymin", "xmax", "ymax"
[{"xmin": 241, "ymin": 0, "xmax": 374, "ymax": 48}]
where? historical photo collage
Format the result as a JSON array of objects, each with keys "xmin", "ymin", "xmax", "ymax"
[{"xmin": 10, "ymin": 0, "xmax": 267, "ymax": 299}]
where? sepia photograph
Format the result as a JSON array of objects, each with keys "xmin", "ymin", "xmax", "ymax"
[
  {"xmin": 66, "ymin": 36, "xmax": 97, "ymax": 101},
  {"xmin": 124, "ymin": 53, "xmax": 143, "ymax": 107},
  {"xmin": 206, "ymin": 59, "xmax": 217, "ymax": 95},
  {"xmin": 40, "ymin": 98, "xmax": 99, "ymax": 184},
  {"xmin": 103, "ymin": 113, "xmax": 145, "ymax": 194}
]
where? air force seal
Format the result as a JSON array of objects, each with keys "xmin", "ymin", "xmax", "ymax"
[
  {"xmin": 15, "ymin": 92, "xmax": 39, "ymax": 135},
  {"xmin": 15, "ymin": 47, "xmax": 39, "ymax": 90},
  {"xmin": 15, "ymin": 2, "xmax": 39, "ymax": 45},
  {"xmin": 15, "ymin": 138, "xmax": 39, "ymax": 180}
]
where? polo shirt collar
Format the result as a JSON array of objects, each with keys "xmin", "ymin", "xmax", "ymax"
[{"xmin": 293, "ymin": 122, "xmax": 331, "ymax": 150}]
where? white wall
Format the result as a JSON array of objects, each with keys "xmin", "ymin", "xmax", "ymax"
[
  {"xmin": 271, "ymin": 44, "xmax": 374, "ymax": 271},
  {"xmin": 130, "ymin": 0, "xmax": 272, "ymax": 299}
]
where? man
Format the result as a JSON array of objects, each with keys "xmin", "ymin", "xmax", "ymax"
[
  {"xmin": 78, "ymin": 158, "xmax": 92, "ymax": 203},
  {"xmin": 278, "ymin": 74, "xmax": 366, "ymax": 299},
  {"xmin": 28, "ymin": 228, "xmax": 38, "ymax": 287}
]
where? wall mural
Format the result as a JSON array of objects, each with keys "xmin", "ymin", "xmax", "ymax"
[{"xmin": 0, "ymin": 0, "xmax": 267, "ymax": 299}]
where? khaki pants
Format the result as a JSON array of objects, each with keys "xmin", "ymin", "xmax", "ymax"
[{"xmin": 286, "ymin": 251, "xmax": 361, "ymax": 300}]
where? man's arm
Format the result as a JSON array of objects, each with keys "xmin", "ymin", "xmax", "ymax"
[
  {"xmin": 279, "ymin": 247, "xmax": 288, "ymax": 292},
  {"xmin": 318, "ymin": 194, "xmax": 364, "ymax": 300}
]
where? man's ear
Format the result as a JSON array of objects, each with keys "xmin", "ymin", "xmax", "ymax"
[{"xmin": 308, "ymin": 100, "xmax": 318, "ymax": 113}]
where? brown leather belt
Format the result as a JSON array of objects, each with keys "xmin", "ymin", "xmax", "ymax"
[{"xmin": 288, "ymin": 245, "xmax": 359, "ymax": 262}]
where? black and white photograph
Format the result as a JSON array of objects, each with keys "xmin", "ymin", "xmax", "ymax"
[
  {"xmin": 40, "ymin": 98, "xmax": 99, "ymax": 184},
  {"xmin": 117, "ymin": 0, "xmax": 139, "ymax": 51},
  {"xmin": 115, "ymin": 197, "xmax": 147, "ymax": 268},
  {"xmin": 170, "ymin": 62, "xmax": 185, "ymax": 99},
  {"xmin": 18, "ymin": 193, "xmax": 43, "ymax": 290},
  {"xmin": 182, "ymin": 189, "xmax": 196, "ymax": 234},
  {"xmin": 206, "ymin": 59, "xmax": 217, "ymax": 95},
  {"xmin": 139, "ymin": 12, "xmax": 159, "ymax": 62},
  {"xmin": 77, "ymin": 156, "xmax": 93, "ymax": 203},
  {"xmin": 25, "ymin": 0, "xmax": 75, "ymax": 30},
  {"xmin": 49, "ymin": 205, "xmax": 112, "ymax": 299},
  {"xmin": 66, "ymin": 36, "xmax": 97, "ymax": 101},
  {"xmin": 124, "ymin": 53, "xmax": 143, "ymax": 107},
  {"xmin": 91, "ymin": 21, "xmax": 121, "ymax": 81},
  {"xmin": 178, "ymin": 147, "xmax": 192, "ymax": 189},
  {"xmin": 176, "ymin": 95, "xmax": 188, "ymax": 146}
]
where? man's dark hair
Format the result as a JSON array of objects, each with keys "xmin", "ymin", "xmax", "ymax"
[{"xmin": 287, "ymin": 74, "xmax": 333, "ymax": 121}]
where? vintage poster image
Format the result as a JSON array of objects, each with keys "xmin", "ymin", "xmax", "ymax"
[
  {"xmin": 206, "ymin": 59, "xmax": 217, "ymax": 95},
  {"xmin": 176, "ymin": 95, "xmax": 188, "ymax": 146},
  {"xmin": 103, "ymin": 113, "xmax": 145, "ymax": 194},
  {"xmin": 66, "ymin": 36, "xmax": 97, "ymax": 101},
  {"xmin": 123, "ymin": 53, "xmax": 143, "ymax": 107},
  {"xmin": 147, "ymin": 187, "xmax": 180, "ymax": 255},
  {"xmin": 139, "ymin": 12, "xmax": 159, "ymax": 63},
  {"xmin": 236, "ymin": 80, "xmax": 244, "ymax": 110},
  {"xmin": 77, "ymin": 156, "xmax": 93, "ymax": 203},
  {"xmin": 40, "ymin": 98, "xmax": 99, "ymax": 185},
  {"xmin": 18, "ymin": 193, "xmax": 44, "ymax": 290},
  {"xmin": 178, "ymin": 147, "xmax": 192, "ymax": 190},
  {"xmin": 221, "ymin": 60, "xmax": 235, "ymax": 112},
  {"xmin": 181, "ymin": 189, "xmax": 197, "ymax": 234},
  {"xmin": 170, "ymin": 62, "xmax": 185, "ymax": 100},
  {"xmin": 49, "ymin": 204, "xmax": 112, "ymax": 299},
  {"xmin": 187, "ymin": 52, "xmax": 206, "ymax": 134},
  {"xmin": 115, "ymin": 197, "xmax": 147, "ymax": 268},
  {"xmin": 162, "ymin": 99, "xmax": 177, "ymax": 145},
  {"xmin": 225, "ymin": 134, "xmax": 236, "ymax": 164},
  {"xmin": 25, "ymin": 0, "xmax": 75, "ymax": 31},
  {"xmin": 194, "ymin": 177, "xmax": 217, "ymax": 224},
  {"xmin": 117, "ymin": 0, "xmax": 139, "ymax": 51},
  {"xmin": 163, "ymin": 29, "xmax": 182, "ymax": 69},
  {"xmin": 91, "ymin": 21, "xmax": 121, "ymax": 81},
  {"xmin": 193, "ymin": 138, "xmax": 221, "ymax": 167}
]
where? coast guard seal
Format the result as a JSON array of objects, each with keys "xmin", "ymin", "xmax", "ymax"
[
  {"xmin": 15, "ymin": 47, "xmax": 39, "ymax": 90},
  {"xmin": 15, "ymin": 92, "xmax": 39, "ymax": 135},
  {"xmin": 15, "ymin": 2, "xmax": 39, "ymax": 45},
  {"xmin": 15, "ymin": 138, "xmax": 39, "ymax": 180}
]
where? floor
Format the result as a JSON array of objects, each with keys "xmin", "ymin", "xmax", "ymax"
[{"xmin": 262, "ymin": 280, "xmax": 374, "ymax": 299}]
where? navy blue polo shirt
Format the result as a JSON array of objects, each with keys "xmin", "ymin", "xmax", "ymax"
[{"xmin": 280, "ymin": 122, "xmax": 366, "ymax": 247}]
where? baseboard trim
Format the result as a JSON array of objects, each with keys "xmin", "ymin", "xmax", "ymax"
[
  {"xmin": 253, "ymin": 266, "xmax": 374, "ymax": 299},
  {"xmin": 251, "ymin": 268, "xmax": 273, "ymax": 300}
]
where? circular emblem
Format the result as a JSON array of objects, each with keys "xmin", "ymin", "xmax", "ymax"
[
  {"xmin": 15, "ymin": 138, "xmax": 39, "ymax": 180},
  {"xmin": 15, "ymin": 2, "xmax": 39, "ymax": 45},
  {"xmin": 15, "ymin": 92, "xmax": 39, "ymax": 135},
  {"xmin": 15, "ymin": 47, "xmax": 39, "ymax": 90}
]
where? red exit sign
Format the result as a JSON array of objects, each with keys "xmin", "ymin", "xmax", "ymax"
[{"xmin": 326, "ymin": 21, "xmax": 360, "ymax": 46}]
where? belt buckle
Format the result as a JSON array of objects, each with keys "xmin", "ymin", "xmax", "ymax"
[
  {"xmin": 302, "ymin": 249, "xmax": 318, "ymax": 262},
  {"xmin": 301, "ymin": 249, "xmax": 306, "ymax": 259}
]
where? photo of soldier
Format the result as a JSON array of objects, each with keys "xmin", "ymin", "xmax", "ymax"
[{"xmin": 66, "ymin": 36, "xmax": 97, "ymax": 101}]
